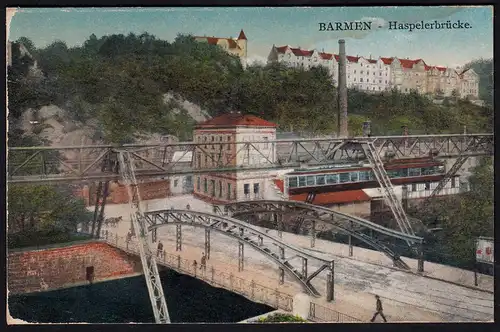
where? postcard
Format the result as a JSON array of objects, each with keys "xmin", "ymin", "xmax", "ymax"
[{"xmin": 6, "ymin": 6, "xmax": 494, "ymax": 324}]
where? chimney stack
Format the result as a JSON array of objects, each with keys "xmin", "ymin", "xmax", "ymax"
[{"xmin": 337, "ymin": 39, "xmax": 348, "ymax": 138}]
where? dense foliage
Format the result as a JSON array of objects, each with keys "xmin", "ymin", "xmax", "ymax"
[
  {"xmin": 408, "ymin": 157, "xmax": 494, "ymax": 269},
  {"xmin": 8, "ymin": 33, "xmax": 493, "ymax": 144},
  {"xmin": 7, "ymin": 185, "xmax": 93, "ymax": 248},
  {"xmin": 257, "ymin": 313, "xmax": 307, "ymax": 323}
]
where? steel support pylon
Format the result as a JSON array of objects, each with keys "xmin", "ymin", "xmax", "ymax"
[
  {"xmin": 361, "ymin": 142, "xmax": 415, "ymax": 242},
  {"xmin": 117, "ymin": 151, "xmax": 171, "ymax": 324}
]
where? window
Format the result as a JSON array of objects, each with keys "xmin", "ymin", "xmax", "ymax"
[
  {"xmin": 288, "ymin": 177, "xmax": 298, "ymax": 188},
  {"xmin": 379, "ymin": 80, "xmax": 382, "ymax": 83},
  {"xmin": 316, "ymin": 175, "xmax": 326, "ymax": 185},
  {"xmin": 263, "ymin": 137, "xmax": 269, "ymax": 149},
  {"xmin": 174, "ymin": 179, "xmax": 178, "ymax": 187},
  {"xmin": 244, "ymin": 183, "xmax": 250, "ymax": 194},
  {"xmin": 253, "ymin": 183, "xmax": 260, "ymax": 197},
  {"xmin": 358, "ymin": 171, "xmax": 369, "ymax": 181},
  {"xmin": 385, "ymin": 80, "xmax": 387, "ymax": 84},
  {"xmin": 354, "ymin": 78, "xmax": 356, "ymax": 81},
  {"xmin": 197, "ymin": 153, "xmax": 201, "ymax": 168},
  {"xmin": 227, "ymin": 183, "xmax": 232, "ymax": 200},
  {"xmin": 411, "ymin": 183, "xmax": 417, "ymax": 192},
  {"xmin": 211, "ymin": 136, "xmax": 215, "ymax": 149},
  {"xmin": 367, "ymin": 71, "xmax": 370, "ymax": 75},
  {"xmin": 298, "ymin": 176, "xmax": 307, "ymax": 187},
  {"xmin": 205, "ymin": 155, "xmax": 208, "ymax": 164},
  {"xmin": 387, "ymin": 170, "xmax": 399, "ymax": 178},
  {"xmin": 197, "ymin": 177, "xmax": 201, "ymax": 191},
  {"xmin": 219, "ymin": 181, "xmax": 223, "ymax": 197},
  {"xmin": 339, "ymin": 172, "xmax": 350, "ymax": 183},
  {"xmin": 204, "ymin": 178, "xmax": 208, "ymax": 193},
  {"xmin": 350, "ymin": 172, "xmax": 358, "ymax": 182},
  {"xmin": 425, "ymin": 183, "xmax": 430, "ymax": 190},
  {"xmin": 306, "ymin": 176, "xmax": 315, "ymax": 186},
  {"xmin": 204, "ymin": 136, "xmax": 207, "ymax": 148},
  {"xmin": 326, "ymin": 174, "xmax": 339, "ymax": 184},
  {"xmin": 408, "ymin": 168, "xmax": 421, "ymax": 177},
  {"xmin": 354, "ymin": 70, "xmax": 356, "ymax": 74},
  {"xmin": 451, "ymin": 177, "xmax": 456, "ymax": 188},
  {"xmin": 210, "ymin": 180, "xmax": 216, "ymax": 197},
  {"xmin": 360, "ymin": 78, "xmax": 363, "ymax": 82},
  {"xmin": 360, "ymin": 70, "xmax": 364, "ymax": 74}
]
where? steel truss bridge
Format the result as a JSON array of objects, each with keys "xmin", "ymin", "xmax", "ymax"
[
  {"xmin": 7, "ymin": 134, "xmax": 493, "ymax": 324},
  {"xmin": 221, "ymin": 200, "xmax": 424, "ymax": 271},
  {"xmin": 144, "ymin": 209, "xmax": 336, "ymax": 299}
]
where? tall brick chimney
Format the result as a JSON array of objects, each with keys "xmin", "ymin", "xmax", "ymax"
[{"xmin": 337, "ymin": 39, "xmax": 348, "ymax": 138}]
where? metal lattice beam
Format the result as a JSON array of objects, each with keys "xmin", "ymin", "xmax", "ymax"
[
  {"xmin": 223, "ymin": 200, "xmax": 425, "ymax": 269},
  {"xmin": 117, "ymin": 151, "xmax": 171, "ymax": 324},
  {"xmin": 7, "ymin": 134, "xmax": 493, "ymax": 184},
  {"xmin": 144, "ymin": 209, "xmax": 335, "ymax": 298}
]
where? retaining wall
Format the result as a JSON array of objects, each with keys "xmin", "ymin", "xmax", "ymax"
[{"xmin": 8, "ymin": 241, "xmax": 142, "ymax": 295}]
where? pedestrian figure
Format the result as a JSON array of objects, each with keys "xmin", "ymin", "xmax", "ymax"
[
  {"xmin": 157, "ymin": 241, "xmax": 164, "ymax": 258},
  {"xmin": 200, "ymin": 252, "xmax": 207, "ymax": 271},
  {"xmin": 193, "ymin": 260, "xmax": 198, "ymax": 271},
  {"xmin": 370, "ymin": 295, "xmax": 387, "ymax": 322},
  {"xmin": 186, "ymin": 204, "xmax": 191, "ymax": 210},
  {"xmin": 126, "ymin": 231, "xmax": 132, "ymax": 242}
]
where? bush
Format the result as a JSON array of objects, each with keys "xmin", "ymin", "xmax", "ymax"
[
  {"xmin": 257, "ymin": 313, "xmax": 307, "ymax": 323},
  {"xmin": 8, "ymin": 230, "xmax": 91, "ymax": 249}
]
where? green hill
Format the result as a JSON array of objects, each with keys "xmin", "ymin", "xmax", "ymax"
[{"xmin": 8, "ymin": 33, "xmax": 493, "ymax": 146}]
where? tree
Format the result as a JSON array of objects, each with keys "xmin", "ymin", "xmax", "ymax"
[{"xmin": 8, "ymin": 184, "xmax": 93, "ymax": 248}]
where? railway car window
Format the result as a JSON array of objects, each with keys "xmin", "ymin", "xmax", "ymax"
[
  {"xmin": 203, "ymin": 178, "xmax": 208, "ymax": 193},
  {"xmin": 398, "ymin": 168, "xmax": 408, "ymax": 177},
  {"xmin": 299, "ymin": 176, "xmax": 307, "ymax": 187},
  {"xmin": 408, "ymin": 168, "xmax": 421, "ymax": 177},
  {"xmin": 288, "ymin": 177, "xmax": 298, "ymax": 188},
  {"xmin": 316, "ymin": 175, "xmax": 326, "ymax": 185},
  {"xmin": 358, "ymin": 171, "xmax": 369, "ymax": 181},
  {"xmin": 306, "ymin": 176, "xmax": 316, "ymax": 186},
  {"xmin": 387, "ymin": 170, "xmax": 399, "ymax": 178},
  {"xmin": 326, "ymin": 174, "xmax": 338, "ymax": 184},
  {"xmin": 339, "ymin": 172, "xmax": 350, "ymax": 183},
  {"xmin": 421, "ymin": 167, "xmax": 434, "ymax": 175},
  {"xmin": 350, "ymin": 172, "xmax": 358, "ymax": 182}
]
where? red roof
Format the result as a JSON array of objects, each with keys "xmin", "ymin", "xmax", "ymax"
[
  {"xmin": 367, "ymin": 59, "xmax": 377, "ymax": 64},
  {"xmin": 319, "ymin": 52, "xmax": 334, "ymax": 60},
  {"xmin": 195, "ymin": 36, "xmax": 241, "ymax": 49},
  {"xmin": 237, "ymin": 29, "xmax": 247, "ymax": 40},
  {"xmin": 290, "ymin": 48, "xmax": 313, "ymax": 57},
  {"xmin": 196, "ymin": 113, "xmax": 277, "ymax": 128},
  {"xmin": 380, "ymin": 57, "xmax": 394, "ymax": 65},
  {"xmin": 436, "ymin": 66, "xmax": 447, "ymax": 72},
  {"xmin": 275, "ymin": 45, "xmax": 289, "ymax": 54},
  {"xmin": 398, "ymin": 58, "xmax": 417, "ymax": 69},
  {"xmin": 346, "ymin": 55, "xmax": 359, "ymax": 63},
  {"xmin": 289, "ymin": 190, "xmax": 371, "ymax": 205},
  {"xmin": 273, "ymin": 179, "xmax": 284, "ymax": 192}
]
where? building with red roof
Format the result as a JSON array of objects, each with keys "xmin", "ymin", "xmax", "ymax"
[
  {"xmin": 194, "ymin": 29, "xmax": 248, "ymax": 65},
  {"xmin": 267, "ymin": 44, "xmax": 479, "ymax": 99},
  {"xmin": 193, "ymin": 112, "xmax": 278, "ymax": 204}
]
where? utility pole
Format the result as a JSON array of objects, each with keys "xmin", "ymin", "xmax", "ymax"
[{"xmin": 337, "ymin": 39, "xmax": 348, "ymax": 138}]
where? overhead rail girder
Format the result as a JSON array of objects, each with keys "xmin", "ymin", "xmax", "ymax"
[{"xmin": 7, "ymin": 134, "xmax": 493, "ymax": 184}]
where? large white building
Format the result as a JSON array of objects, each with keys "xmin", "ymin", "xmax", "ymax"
[
  {"xmin": 267, "ymin": 45, "xmax": 480, "ymax": 99},
  {"xmin": 192, "ymin": 112, "xmax": 278, "ymax": 203}
]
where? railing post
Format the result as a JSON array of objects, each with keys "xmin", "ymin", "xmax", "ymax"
[
  {"xmin": 115, "ymin": 234, "xmax": 118, "ymax": 246},
  {"xmin": 177, "ymin": 255, "xmax": 181, "ymax": 270},
  {"xmin": 349, "ymin": 221, "xmax": 353, "ymax": 257},
  {"xmin": 275, "ymin": 288, "xmax": 279, "ymax": 308},
  {"xmin": 251, "ymin": 280, "xmax": 255, "ymax": 299},
  {"xmin": 163, "ymin": 250, "xmax": 166, "ymax": 263},
  {"xmin": 418, "ymin": 241, "xmax": 425, "ymax": 273},
  {"xmin": 211, "ymin": 266, "xmax": 215, "ymax": 283},
  {"xmin": 309, "ymin": 302, "xmax": 315, "ymax": 320},
  {"xmin": 229, "ymin": 273, "xmax": 234, "ymax": 290},
  {"xmin": 311, "ymin": 220, "xmax": 316, "ymax": 248},
  {"xmin": 105, "ymin": 230, "xmax": 108, "ymax": 240}
]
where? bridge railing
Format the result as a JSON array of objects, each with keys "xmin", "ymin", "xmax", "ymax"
[
  {"xmin": 308, "ymin": 302, "xmax": 361, "ymax": 323},
  {"xmin": 99, "ymin": 231, "xmax": 294, "ymax": 312}
]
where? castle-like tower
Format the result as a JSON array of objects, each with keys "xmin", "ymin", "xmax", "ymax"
[{"xmin": 194, "ymin": 29, "xmax": 247, "ymax": 66}]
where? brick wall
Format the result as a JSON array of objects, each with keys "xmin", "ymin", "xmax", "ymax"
[
  {"xmin": 76, "ymin": 180, "xmax": 170, "ymax": 206},
  {"xmin": 7, "ymin": 242, "xmax": 142, "ymax": 295}
]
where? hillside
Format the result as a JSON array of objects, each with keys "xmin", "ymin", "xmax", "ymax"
[{"xmin": 7, "ymin": 33, "xmax": 493, "ymax": 148}]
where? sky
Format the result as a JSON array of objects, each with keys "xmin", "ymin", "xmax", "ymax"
[{"xmin": 7, "ymin": 6, "xmax": 493, "ymax": 68}]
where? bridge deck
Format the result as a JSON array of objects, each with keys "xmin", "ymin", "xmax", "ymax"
[{"xmin": 97, "ymin": 196, "xmax": 494, "ymax": 322}]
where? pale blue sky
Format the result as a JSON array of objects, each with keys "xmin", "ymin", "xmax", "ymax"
[{"xmin": 8, "ymin": 6, "xmax": 493, "ymax": 67}]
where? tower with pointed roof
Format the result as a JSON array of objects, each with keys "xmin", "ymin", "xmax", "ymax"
[{"xmin": 193, "ymin": 29, "xmax": 248, "ymax": 65}]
